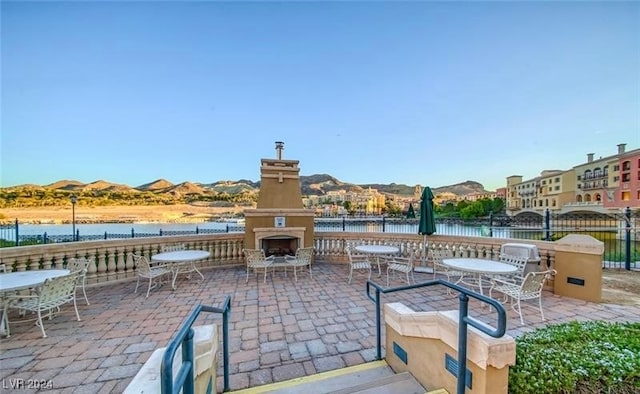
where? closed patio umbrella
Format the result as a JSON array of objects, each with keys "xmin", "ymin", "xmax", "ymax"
[
  {"xmin": 406, "ymin": 203, "xmax": 416, "ymax": 219},
  {"xmin": 416, "ymin": 186, "xmax": 436, "ymax": 272},
  {"xmin": 419, "ymin": 186, "xmax": 436, "ymax": 236}
]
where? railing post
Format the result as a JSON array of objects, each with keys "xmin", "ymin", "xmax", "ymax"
[
  {"xmin": 15, "ymin": 218, "xmax": 19, "ymax": 246},
  {"xmin": 223, "ymin": 303, "xmax": 230, "ymax": 392},
  {"xmin": 489, "ymin": 211, "xmax": 494, "ymax": 237},
  {"xmin": 374, "ymin": 288, "xmax": 382, "ymax": 360},
  {"xmin": 625, "ymin": 207, "xmax": 631, "ymax": 271},
  {"xmin": 342, "ymin": 217, "xmax": 346, "ymax": 232},
  {"xmin": 183, "ymin": 329, "xmax": 195, "ymax": 394},
  {"xmin": 76, "ymin": 229, "xmax": 79, "ymax": 242},
  {"xmin": 382, "ymin": 216, "xmax": 386, "ymax": 233},
  {"xmin": 131, "ymin": 228, "xmax": 135, "ymax": 238},
  {"xmin": 196, "ymin": 226, "xmax": 199, "ymax": 235},
  {"xmin": 544, "ymin": 208, "xmax": 551, "ymax": 241},
  {"xmin": 104, "ymin": 231, "xmax": 108, "ymax": 240},
  {"xmin": 457, "ymin": 293, "xmax": 470, "ymax": 394}
]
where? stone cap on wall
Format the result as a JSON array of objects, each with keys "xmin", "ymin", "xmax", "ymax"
[{"xmin": 555, "ymin": 234, "xmax": 604, "ymax": 255}]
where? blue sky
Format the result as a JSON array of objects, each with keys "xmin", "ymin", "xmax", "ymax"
[{"xmin": 2, "ymin": 1, "xmax": 638, "ymax": 191}]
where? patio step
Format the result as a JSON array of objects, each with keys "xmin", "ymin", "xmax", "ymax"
[{"xmin": 231, "ymin": 360, "xmax": 428, "ymax": 394}]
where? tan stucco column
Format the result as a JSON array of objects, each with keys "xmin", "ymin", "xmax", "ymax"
[{"xmin": 554, "ymin": 234, "xmax": 604, "ymax": 302}]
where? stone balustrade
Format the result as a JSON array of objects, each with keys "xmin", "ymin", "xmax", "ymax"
[
  {"xmin": 0, "ymin": 232, "xmax": 557, "ymax": 288},
  {"xmin": 0, "ymin": 234, "xmax": 245, "ymax": 286}
]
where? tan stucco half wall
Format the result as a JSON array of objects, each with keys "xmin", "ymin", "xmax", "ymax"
[{"xmin": 384, "ymin": 303, "xmax": 515, "ymax": 394}]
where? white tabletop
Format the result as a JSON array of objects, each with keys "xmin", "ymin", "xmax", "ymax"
[
  {"xmin": 355, "ymin": 245, "xmax": 400, "ymax": 254},
  {"xmin": 0, "ymin": 269, "xmax": 71, "ymax": 293},
  {"xmin": 151, "ymin": 250, "xmax": 210, "ymax": 263},
  {"xmin": 443, "ymin": 258, "xmax": 518, "ymax": 275}
]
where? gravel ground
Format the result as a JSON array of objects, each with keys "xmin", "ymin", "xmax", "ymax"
[{"xmin": 602, "ymin": 268, "xmax": 640, "ymax": 305}]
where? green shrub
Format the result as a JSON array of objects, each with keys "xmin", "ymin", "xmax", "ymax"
[{"xmin": 510, "ymin": 321, "xmax": 640, "ymax": 393}]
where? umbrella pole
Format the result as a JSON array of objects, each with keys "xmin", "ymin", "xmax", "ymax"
[{"xmin": 414, "ymin": 234, "xmax": 433, "ymax": 274}]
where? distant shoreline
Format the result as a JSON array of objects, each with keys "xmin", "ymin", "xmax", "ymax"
[{"xmin": 0, "ymin": 204, "xmax": 245, "ymax": 225}]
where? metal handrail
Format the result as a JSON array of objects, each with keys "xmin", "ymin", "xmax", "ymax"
[
  {"xmin": 366, "ymin": 280, "xmax": 507, "ymax": 394},
  {"xmin": 161, "ymin": 296, "xmax": 231, "ymax": 394}
]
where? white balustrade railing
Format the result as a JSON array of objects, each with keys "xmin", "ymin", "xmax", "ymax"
[{"xmin": 0, "ymin": 232, "xmax": 557, "ymax": 287}]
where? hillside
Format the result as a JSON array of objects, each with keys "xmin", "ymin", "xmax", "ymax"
[{"xmin": 0, "ymin": 176, "xmax": 492, "ymax": 208}]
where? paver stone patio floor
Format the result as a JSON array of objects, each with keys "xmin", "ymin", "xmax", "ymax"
[{"xmin": 1, "ymin": 262, "xmax": 639, "ymax": 393}]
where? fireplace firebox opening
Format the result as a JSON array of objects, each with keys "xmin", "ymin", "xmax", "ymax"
[{"xmin": 261, "ymin": 237, "xmax": 299, "ymax": 257}]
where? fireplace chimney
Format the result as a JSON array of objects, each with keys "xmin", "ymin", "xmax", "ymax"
[
  {"xmin": 244, "ymin": 143, "xmax": 315, "ymax": 254},
  {"xmin": 587, "ymin": 153, "xmax": 594, "ymax": 163},
  {"xmin": 275, "ymin": 141, "xmax": 284, "ymax": 160}
]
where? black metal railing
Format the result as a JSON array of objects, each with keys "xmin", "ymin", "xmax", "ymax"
[
  {"xmin": 2, "ymin": 209, "xmax": 638, "ymax": 268},
  {"xmin": 366, "ymin": 280, "xmax": 507, "ymax": 394},
  {"xmin": 161, "ymin": 296, "xmax": 231, "ymax": 394}
]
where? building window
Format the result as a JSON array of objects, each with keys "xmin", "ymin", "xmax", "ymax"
[
  {"xmin": 555, "ymin": 177, "xmax": 560, "ymax": 183},
  {"xmin": 614, "ymin": 164, "xmax": 620, "ymax": 171},
  {"xmin": 622, "ymin": 173, "xmax": 631, "ymax": 182},
  {"xmin": 555, "ymin": 186, "xmax": 560, "ymax": 191},
  {"xmin": 622, "ymin": 191, "xmax": 631, "ymax": 201},
  {"xmin": 622, "ymin": 161, "xmax": 631, "ymax": 171},
  {"xmin": 614, "ymin": 176, "xmax": 619, "ymax": 182}
]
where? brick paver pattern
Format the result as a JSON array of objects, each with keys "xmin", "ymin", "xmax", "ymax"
[{"xmin": 1, "ymin": 263, "xmax": 639, "ymax": 393}]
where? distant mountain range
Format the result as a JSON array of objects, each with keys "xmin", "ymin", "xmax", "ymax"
[{"xmin": 6, "ymin": 175, "xmax": 491, "ymax": 198}]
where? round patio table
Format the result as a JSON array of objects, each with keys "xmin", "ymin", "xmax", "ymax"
[
  {"xmin": 1, "ymin": 269, "xmax": 71, "ymax": 336},
  {"xmin": 355, "ymin": 245, "xmax": 400, "ymax": 276},
  {"xmin": 1, "ymin": 269, "xmax": 71, "ymax": 293},
  {"xmin": 151, "ymin": 250, "xmax": 209, "ymax": 290},
  {"xmin": 443, "ymin": 258, "xmax": 517, "ymax": 296}
]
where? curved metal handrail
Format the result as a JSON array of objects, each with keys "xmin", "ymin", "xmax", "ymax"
[
  {"xmin": 366, "ymin": 279, "xmax": 507, "ymax": 394},
  {"xmin": 161, "ymin": 296, "xmax": 231, "ymax": 394}
]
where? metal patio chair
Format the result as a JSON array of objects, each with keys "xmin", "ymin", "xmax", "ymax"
[
  {"xmin": 497, "ymin": 253, "xmax": 530, "ymax": 281},
  {"xmin": 243, "ymin": 249, "xmax": 274, "ymax": 283},
  {"xmin": 386, "ymin": 249, "xmax": 417, "ymax": 286},
  {"xmin": 489, "ymin": 269, "xmax": 557, "ymax": 325},
  {"xmin": 130, "ymin": 253, "xmax": 172, "ymax": 298},
  {"xmin": 161, "ymin": 244, "xmax": 186, "ymax": 253},
  {"xmin": 4, "ymin": 272, "xmax": 81, "ymax": 338},
  {"xmin": 346, "ymin": 245, "xmax": 372, "ymax": 284},
  {"xmin": 67, "ymin": 257, "xmax": 92, "ymax": 305},
  {"xmin": 431, "ymin": 248, "xmax": 462, "ymax": 282},
  {"xmin": 284, "ymin": 247, "xmax": 314, "ymax": 281}
]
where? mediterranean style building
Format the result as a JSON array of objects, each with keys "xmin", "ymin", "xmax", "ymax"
[{"xmin": 506, "ymin": 143, "xmax": 640, "ymax": 214}]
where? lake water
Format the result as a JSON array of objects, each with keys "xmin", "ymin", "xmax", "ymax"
[
  {"xmin": 4, "ymin": 220, "xmax": 570, "ymax": 239},
  {"xmin": 14, "ymin": 222, "xmax": 235, "ymax": 236}
]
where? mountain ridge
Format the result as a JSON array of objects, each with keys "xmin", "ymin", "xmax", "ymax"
[{"xmin": 4, "ymin": 175, "xmax": 492, "ymax": 197}]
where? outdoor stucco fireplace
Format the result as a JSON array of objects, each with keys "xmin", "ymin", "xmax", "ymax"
[{"xmin": 244, "ymin": 142, "xmax": 315, "ymax": 256}]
